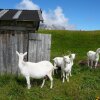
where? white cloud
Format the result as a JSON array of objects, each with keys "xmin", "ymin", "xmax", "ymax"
[
  {"xmin": 16, "ymin": 0, "xmax": 76, "ymax": 30},
  {"xmin": 16, "ymin": 0, "xmax": 40, "ymax": 10},
  {"xmin": 42, "ymin": 6, "xmax": 75, "ymax": 30}
]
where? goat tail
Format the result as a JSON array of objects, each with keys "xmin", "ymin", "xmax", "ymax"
[
  {"xmin": 52, "ymin": 58, "xmax": 55, "ymax": 61},
  {"xmin": 51, "ymin": 66, "xmax": 57, "ymax": 76}
]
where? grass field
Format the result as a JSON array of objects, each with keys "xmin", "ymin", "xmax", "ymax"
[{"xmin": 0, "ymin": 30, "xmax": 100, "ymax": 100}]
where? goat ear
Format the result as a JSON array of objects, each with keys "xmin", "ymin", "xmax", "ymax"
[
  {"xmin": 16, "ymin": 51, "xmax": 19, "ymax": 55},
  {"xmin": 24, "ymin": 52, "xmax": 27, "ymax": 56}
]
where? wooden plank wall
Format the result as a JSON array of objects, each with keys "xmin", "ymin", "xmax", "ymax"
[
  {"xmin": 0, "ymin": 31, "xmax": 28, "ymax": 75},
  {"xmin": 28, "ymin": 33, "xmax": 51, "ymax": 62},
  {"xmin": 0, "ymin": 32, "xmax": 51, "ymax": 74}
]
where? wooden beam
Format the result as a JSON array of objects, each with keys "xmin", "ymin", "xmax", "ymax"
[{"xmin": 0, "ymin": 26, "xmax": 36, "ymax": 31}]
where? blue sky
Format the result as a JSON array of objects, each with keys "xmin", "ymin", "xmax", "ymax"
[{"xmin": 0, "ymin": 0, "xmax": 100, "ymax": 30}]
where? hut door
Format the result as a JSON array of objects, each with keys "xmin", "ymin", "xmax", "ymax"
[{"xmin": 28, "ymin": 33, "xmax": 51, "ymax": 62}]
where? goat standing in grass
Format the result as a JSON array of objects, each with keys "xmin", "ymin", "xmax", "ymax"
[
  {"xmin": 61, "ymin": 54, "xmax": 75, "ymax": 83},
  {"xmin": 53, "ymin": 54, "xmax": 75, "ymax": 77},
  {"xmin": 16, "ymin": 51, "xmax": 55, "ymax": 89},
  {"xmin": 68, "ymin": 54, "xmax": 75, "ymax": 76},
  {"xmin": 87, "ymin": 48, "xmax": 100, "ymax": 68}
]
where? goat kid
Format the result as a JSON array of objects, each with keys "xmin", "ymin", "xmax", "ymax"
[
  {"xmin": 61, "ymin": 54, "xmax": 75, "ymax": 83},
  {"xmin": 16, "ymin": 51, "xmax": 54, "ymax": 89},
  {"xmin": 53, "ymin": 54, "xmax": 75, "ymax": 77},
  {"xmin": 87, "ymin": 48, "xmax": 100, "ymax": 68}
]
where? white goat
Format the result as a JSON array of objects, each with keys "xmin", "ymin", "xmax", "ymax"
[
  {"xmin": 68, "ymin": 54, "xmax": 75, "ymax": 76},
  {"xmin": 53, "ymin": 54, "xmax": 75, "ymax": 76},
  {"xmin": 87, "ymin": 48, "xmax": 100, "ymax": 68},
  {"xmin": 61, "ymin": 54, "xmax": 75, "ymax": 83},
  {"xmin": 16, "ymin": 51, "xmax": 54, "ymax": 89},
  {"xmin": 53, "ymin": 57, "xmax": 63, "ymax": 75}
]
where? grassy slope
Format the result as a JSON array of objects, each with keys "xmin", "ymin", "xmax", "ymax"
[
  {"xmin": 0, "ymin": 30, "xmax": 100, "ymax": 100},
  {"xmin": 39, "ymin": 30, "xmax": 100, "ymax": 61}
]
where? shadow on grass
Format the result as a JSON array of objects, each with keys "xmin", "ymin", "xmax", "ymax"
[
  {"xmin": 15, "ymin": 76, "xmax": 51, "ymax": 88},
  {"xmin": 14, "ymin": 76, "xmax": 26, "ymax": 88}
]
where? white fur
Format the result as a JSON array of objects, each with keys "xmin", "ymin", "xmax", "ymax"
[
  {"xmin": 69, "ymin": 54, "xmax": 75, "ymax": 76},
  {"xmin": 61, "ymin": 54, "xmax": 75, "ymax": 83},
  {"xmin": 87, "ymin": 48, "xmax": 100, "ymax": 68},
  {"xmin": 16, "ymin": 51, "xmax": 54, "ymax": 89},
  {"xmin": 53, "ymin": 57, "xmax": 63, "ymax": 75},
  {"xmin": 53, "ymin": 54, "xmax": 75, "ymax": 76}
]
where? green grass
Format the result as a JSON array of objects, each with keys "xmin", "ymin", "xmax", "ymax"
[
  {"xmin": 0, "ymin": 30, "xmax": 100, "ymax": 100},
  {"xmin": 38, "ymin": 30, "xmax": 100, "ymax": 61}
]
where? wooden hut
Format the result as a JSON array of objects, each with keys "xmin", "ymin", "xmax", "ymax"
[{"xmin": 0, "ymin": 9, "xmax": 51, "ymax": 75}]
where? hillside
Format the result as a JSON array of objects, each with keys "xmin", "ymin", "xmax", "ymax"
[{"xmin": 38, "ymin": 30, "xmax": 100, "ymax": 60}]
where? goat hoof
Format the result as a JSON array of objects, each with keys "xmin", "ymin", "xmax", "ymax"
[
  {"xmin": 28, "ymin": 85, "xmax": 31, "ymax": 89},
  {"xmin": 50, "ymin": 87, "xmax": 52, "ymax": 89},
  {"xmin": 67, "ymin": 80, "xmax": 69, "ymax": 82},
  {"xmin": 28, "ymin": 87, "xmax": 30, "ymax": 89},
  {"xmin": 41, "ymin": 86, "xmax": 43, "ymax": 88},
  {"xmin": 62, "ymin": 81, "xmax": 65, "ymax": 83}
]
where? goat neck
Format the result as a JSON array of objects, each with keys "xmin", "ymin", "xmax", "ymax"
[
  {"xmin": 18, "ymin": 57, "xmax": 25, "ymax": 69},
  {"xmin": 96, "ymin": 48, "xmax": 100, "ymax": 54},
  {"xmin": 95, "ymin": 49, "xmax": 100, "ymax": 57},
  {"xmin": 95, "ymin": 52, "xmax": 99, "ymax": 60}
]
